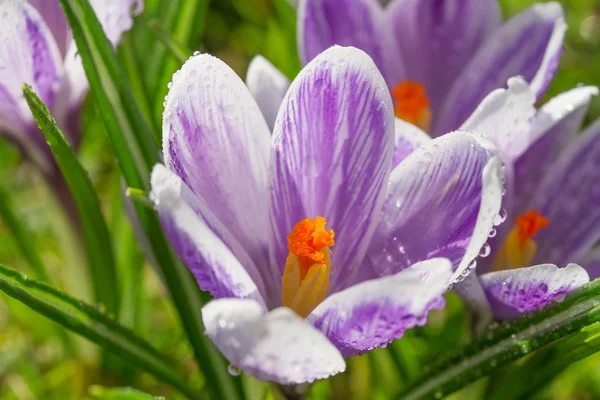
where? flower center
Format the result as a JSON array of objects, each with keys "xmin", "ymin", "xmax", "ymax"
[
  {"xmin": 282, "ymin": 216, "xmax": 335, "ymax": 317},
  {"xmin": 493, "ymin": 210, "xmax": 549, "ymax": 271},
  {"xmin": 391, "ymin": 81, "xmax": 431, "ymax": 132}
]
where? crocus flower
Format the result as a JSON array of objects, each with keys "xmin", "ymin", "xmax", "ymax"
[
  {"xmin": 0, "ymin": 0, "xmax": 142, "ymax": 174},
  {"xmin": 454, "ymin": 77, "xmax": 600, "ymax": 320},
  {"xmin": 150, "ymin": 45, "xmax": 504, "ymax": 383},
  {"xmin": 298, "ymin": 0, "xmax": 565, "ymax": 137}
]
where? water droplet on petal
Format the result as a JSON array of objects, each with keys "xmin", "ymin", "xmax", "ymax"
[
  {"xmin": 479, "ymin": 243, "xmax": 491, "ymax": 258},
  {"xmin": 227, "ymin": 364, "xmax": 241, "ymax": 376}
]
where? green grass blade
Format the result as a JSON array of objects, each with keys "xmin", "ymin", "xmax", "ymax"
[
  {"xmin": 0, "ymin": 185, "xmax": 51, "ymax": 283},
  {"xmin": 89, "ymin": 386, "xmax": 162, "ymax": 400},
  {"xmin": 23, "ymin": 85, "xmax": 120, "ymax": 319},
  {"xmin": 57, "ymin": 1, "xmax": 242, "ymax": 398},
  {"xmin": 147, "ymin": 19, "xmax": 190, "ymax": 65},
  {"xmin": 0, "ymin": 263, "xmax": 200, "ymax": 400}
]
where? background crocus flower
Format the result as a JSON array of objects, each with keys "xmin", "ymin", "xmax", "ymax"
[
  {"xmin": 150, "ymin": 45, "xmax": 504, "ymax": 383},
  {"xmin": 0, "ymin": 0, "xmax": 142, "ymax": 175},
  {"xmin": 454, "ymin": 77, "xmax": 600, "ymax": 320},
  {"xmin": 298, "ymin": 0, "xmax": 565, "ymax": 137}
]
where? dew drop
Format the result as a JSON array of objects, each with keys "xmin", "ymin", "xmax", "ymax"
[
  {"xmin": 489, "ymin": 227, "xmax": 497, "ymax": 238},
  {"xmin": 479, "ymin": 243, "xmax": 491, "ymax": 258},
  {"xmin": 227, "ymin": 364, "xmax": 241, "ymax": 376}
]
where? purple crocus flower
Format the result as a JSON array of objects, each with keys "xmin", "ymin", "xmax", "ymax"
[
  {"xmin": 0, "ymin": 0, "xmax": 142, "ymax": 175},
  {"xmin": 454, "ymin": 77, "xmax": 600, "ymax": 320},
  {"xmin": 150, "ymin": 45, "xmax": 504, "ymax": 383},
  {"xmin": 298, "ymin": 0, "xmax": 565, "ymax": 137}
]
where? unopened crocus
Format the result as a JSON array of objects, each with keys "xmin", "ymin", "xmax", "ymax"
[
  {"xmin": 0, "ymin": 0, "xmax": 142, "ymax": 175},
  {"xmin": 150, "ymin": 45, "xmax": 504, "ymax": 383},
  {"xmin": 454, "ymin": 77, "xmax": 600, "ymax": 320},
  {"xmin": 298, "ymin": 0, "xmax": 565, "ymax": 137}
]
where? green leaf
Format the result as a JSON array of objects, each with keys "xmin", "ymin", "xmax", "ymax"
[
  {"xmin": 57, "ymin": 1, "xmax": 241, "ymax": 399},
  {"xmin": 397, "ymin": 278, "xmax": 600, "ymax": 400},
  {"xmin": 89, "ymin": 386, "xmax": 162, "ymax": 400},
  {"xmin": 487, "ymin": 322, "xmax": 600, "ymax": 399},
  {"xmin": 0, "ymin": 263, "xmax": 199, "ymax": 399},
  {"xmin": 147, "ymin": 18, "xmax": 190, "ymax": 65},
  {"xmin": 23, "ymin": 85, "xmax": 120, "ymax": 319}
]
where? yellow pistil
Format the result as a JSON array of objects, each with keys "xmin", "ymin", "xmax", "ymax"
[
  {"xmin": 391, "ymin": 81, "xmax": 432, "ymax": 132},
  {"xmin": 493, "ymin": 210, "xmax": 549, "ymax": 271},
  {"xmin": 282, "ymin": 216, "xmax": 334, "ymax": 317}
]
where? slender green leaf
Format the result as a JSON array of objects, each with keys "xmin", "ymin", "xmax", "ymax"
[
  {"xmin": 398, "ymin": 278, "xmax": 600, "ymax": 400},
  {"xmin": 0, "ymin": 185, "xmax": 51, "ymax": 283},
  {"xmin": 89, "ymin": 386, "xmax": 161, "ymax": 400},
  {"xmin": 23, "ymin": 85, "xmax": 120, "ymax": 319},
  {"xmin": 58, "ymin": 1, "xmax": 241, "ymax": 399},
  {"xmin": 487, "ymin": 322, "xmax": 600, "ymax": 400},
  {"xmin": 0, "ymin": 263, "xmax": 199, "ymax": 400},
  {"xmin": 147, "ymin": 19, "xmax": 190, "ymax": 65}
]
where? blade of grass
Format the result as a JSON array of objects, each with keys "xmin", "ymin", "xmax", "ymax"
[
  {"xmin": 89, "ymin": 386, "xmax": 160, "ymax": 400},
  {"xmin": 0, "ymin": 262, "xmax": 200, "ymax": 399},
  {"xmin": 57, "ymin": 1, "xmax": 241, "ymax": 398},
  {"xmin": 24, "ymin": 85, "xmax": 120, "ymax": 320},
  {"xmin": 147, "ymin": 18, "xmax": 190, "ymax": 65}
]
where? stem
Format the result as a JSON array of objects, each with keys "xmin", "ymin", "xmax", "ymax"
[{"xmin": 398, "ymin": 279, "xmax": 600, "ymax": 400}]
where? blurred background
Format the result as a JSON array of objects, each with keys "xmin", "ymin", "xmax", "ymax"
[{"xmin": 0, "ymin": 0, "xmax": 599, "ymax": 399}]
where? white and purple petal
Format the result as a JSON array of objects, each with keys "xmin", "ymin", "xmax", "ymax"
[
  {"xmin": 479, "ymin": 263, "xmax": 589, "ymax": 320},
  {"xmin": 28, "ymin": 0, "xmax": 70, "ymax": 56},
  {"xmin": 298, "ymin": 0, "xmax": 400, "ymax": 84},
  {"xmin": 369, "ymin": 132, "xmax": 503, "ymax": 283},
  {"xmin": 434, "ymin": 3, "xmax": 565, "ymax": 136},
  {"xmin": 269, "ymin": 46, "xmax": 394, "ymax": 291},
  {"xmin": 163, "ymin": 53, "xmax": 272, "ymax": 274},
  {"xmin": 202, "ymin": 298, "xmax": 345, "ymax": 384},
  {"xmin": 512, "ymin": 86, "xmax": 598, "ymax": 214},
  {"xmin": 151, "ymin": 165, "xmax": 266, "ymax": 306},
  {"xmin": 387, "ymin": 0, "xmax": 501, "ymax": 114},
  {"xmin": 526, "ymin": 119, "xmax": 600, "ymax": 267},
  {"xmin": 392, "ymin": 118, "xmax": 430, "ymax": 168},
  {"xmin": 246, "ymin": 55, "xmax": 290, "ymax": 131},
  {"xmin": 308, "ymin": 258, "xmax": 451, "ymax": 357},
  {"xmin": 460, "ymin": 77, "xmax": 536, "ymax": 159}
]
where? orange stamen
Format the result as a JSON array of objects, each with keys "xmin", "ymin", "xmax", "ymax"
[
  {"xmin": 287, "ymin": 216, "xmax": 334, "ymax": 280},
  {"xmin": 391, "ymin": 81, "xmax": 431, "ymax": 131},
  {"xmin": 515, "ymin": 210, "xmax": 549, "ymax": 247}
]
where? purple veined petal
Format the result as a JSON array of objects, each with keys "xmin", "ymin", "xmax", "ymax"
[
  {"xmin": 151, "ymin": 164, "xmax": 267, "ymax": 307},
  {"xmin": 387, "ymin": 0, "xmax": 501, "ymax": 115},
  {"xmin": 460, "ymin": 77, "xmax": 536, "ymax": 159},
  {"xmin": 368, "ymin": 131, "xmax": 503, "ymax": 284},
  {"xmin": 479, "ymin": 263, "xmax": 589, "ymax": 320},
  {"xmin": 246, "ymin": 55, "xmax": 290, "ymax": 132},
  {"xmin": 269, "ymin": 46, "xmax": 395, "ymax": 293},
  {"xmin": 163, "ymin": 53, "xmax": 273, "ymax": 284},
  {"xmin": 392, "ymin": 118, "xmax": 431, "ymax": 168},
  {"xmin": 434, "ymin": 3, "xmax": 565, "ymax": 136},
  {"xmin": 89, "ymin": 0, "xmax": 144, "ymax": 46},
  {"xmin": 297, "ymin": 0, "xmax": 401, "ymax": 85},
  {"xmin": 202, "ymin": 298, "xmax": 345, "ymax": 384},
  {"xmin": 28, "ymin": 0, "xmax": 70, "ymax": 56},
  {"xmin": 307, "ymin": 258, "xmax": 451, "ymax": 357},
  {"xmin": 513, "ymin": 86, "xmax": 598, "ymax": 216},
  {"xmin": 525, "ymin": 119, "xmax": 600, "ymax": 268},
  {"xmin": 579, "ymin": 248, "xmax": 600, "ymax": 281}
]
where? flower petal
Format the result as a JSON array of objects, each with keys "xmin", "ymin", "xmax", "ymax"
[
  {"xmin": 202, "ymin": 298, "xmax": 345, "ymax": 384},
  {"xmin": 392, "ymin": 118, "xmax": 431, "ymax": 168},
  {"xmin": 387, "ymin": 0, "xmax": 501, "ymax": 114},
  {"xmin": 308, "ymin": 258, "xmax": 451, "ymax": 357},
  {"xmin": 460, "ymin": 77, "xmax": 536, "ymax": 159},
  {"xmin": 269, "ymin": 46, "xmax": 394, "ymax": 292},
  {"xmin": 479, "ymin": 263, "xmax": 589, "ymax": 320},
  {"xmin": 580, "ymin": 248, "xmax": 600, "ymax": 281},
  {"xmin": 163, "ymin": 54, "xmax": 272, "ymax": 270},
  {"xmin": 434, "ymin": 3, "xmax": 565, "ymax": 136},
  {"xmin": 525, "ymin": 119, "xmax": 600, "ymax": 267},
  {"xmin": 28, "ymin": 0, "xmax": 70, "ymax": 56},
  {"xmin": 298, "ymin": 0, "xmax": 400, "ymax": 84},
  {"xmin": 246, "ymin": 55, "xmax": 290, "ymax": 131},
  {"xmin": 151, "ymin": 164, "xmax": 266, "ymax": 306},
  {"xmin": 513, "ymin": 86, "xmax": 598, "ymax": 215},
  {"xmin": 369, "ymin": 132, "xmax": 503, "ymax": 284}
]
